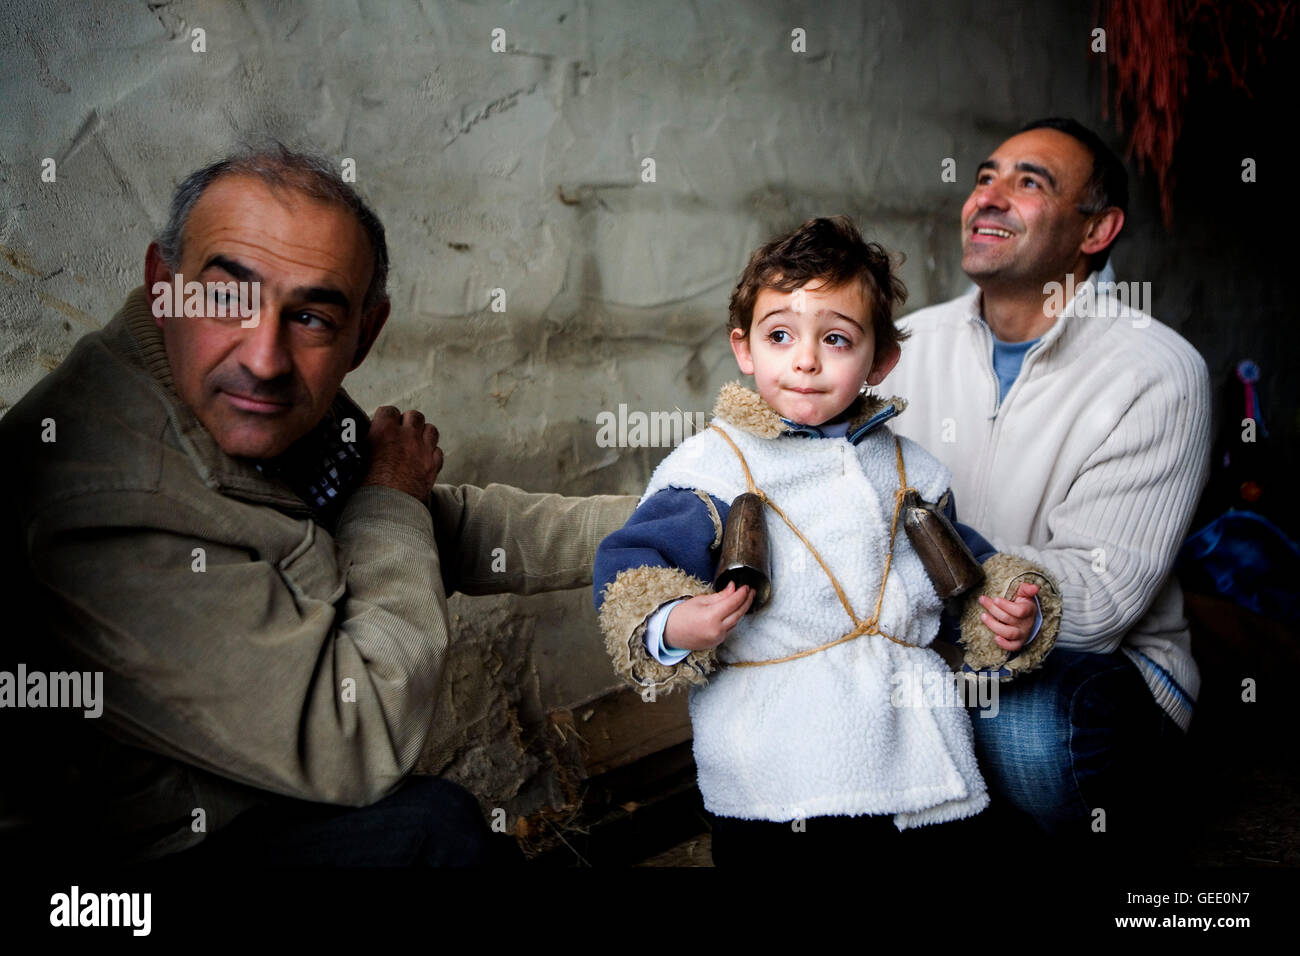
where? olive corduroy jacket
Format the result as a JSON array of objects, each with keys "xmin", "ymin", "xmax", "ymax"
[{"xmin": 0, "ymin": 286, "xmax": 634, "ymax": 862}]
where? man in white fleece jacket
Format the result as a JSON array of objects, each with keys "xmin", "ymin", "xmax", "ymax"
[{"xmin": 887, "ymin": 118, "xmax": 1211, "ymax": 842}]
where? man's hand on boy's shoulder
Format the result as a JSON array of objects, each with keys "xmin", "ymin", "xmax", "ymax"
[{"xmin": 664, "ymin": 581, "xmax": 755, "ymax": 651}]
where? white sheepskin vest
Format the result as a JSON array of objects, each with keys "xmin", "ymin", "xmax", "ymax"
[{"xmin": 644, "ymin": 418, "xmax": 989, "ymax": 828}]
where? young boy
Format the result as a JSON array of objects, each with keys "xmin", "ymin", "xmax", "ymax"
[{"xmin": 593, "ymin": 217, "xmax": 1060, "ymax": 863}]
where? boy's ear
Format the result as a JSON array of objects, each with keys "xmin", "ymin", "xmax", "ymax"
[
  {"xmin": 730, "ymin": 328, "xmax": 755, "ymax": 375},
  {"xmin": 866, "ymin": 342, "xmax": 900, "ymax": 386}
]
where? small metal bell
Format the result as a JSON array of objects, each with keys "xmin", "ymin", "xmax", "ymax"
[
  {"xmin": 713, "ymin": 492, "xmax": 772, "ymax": 610},
  {"xmin": 901, "ymin": 490, "xmax": 985, "ymax": 599}
]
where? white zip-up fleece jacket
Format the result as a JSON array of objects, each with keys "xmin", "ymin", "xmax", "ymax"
[
  {"xmin": 887, "ymin": 275, "xmax": 1211, "ymax": 729},
  {"xmin": 640, "ymin": 398, "xmax": 989, "ymax": 828},
  {"xmin": 597, "ymin": 386, "xmax": 1062, "ymax": 825}
]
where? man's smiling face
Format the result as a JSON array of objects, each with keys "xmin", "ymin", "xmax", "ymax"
[
  {"xmin": 960, "ymin": 128, "xmax": 1095, "ymax": 289},
  {"xmin": 147, "ymin": 175, "xmax": 386, "ymax": 459}
]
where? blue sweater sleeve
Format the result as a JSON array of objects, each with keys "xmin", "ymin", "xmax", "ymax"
[
  {"xmin": 942, "ymin": 492, "xmax": 996, "ymax": 563},
  {"xmin": 593, "ymin": 487, "xmax": 731, "ymax": 611}
]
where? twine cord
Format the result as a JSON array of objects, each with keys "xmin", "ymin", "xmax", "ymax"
[{"xmin": 708, "ymin": 425, "xmax": 920, "ymax": 668}]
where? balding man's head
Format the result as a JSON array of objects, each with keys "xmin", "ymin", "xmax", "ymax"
[
  {"xmin": 155, "ymin": 144, "xmax": 390, "ymax": 313},
  {"xmin": 145, "ymin": 147, "xmax": 392, "ymax": 459}
]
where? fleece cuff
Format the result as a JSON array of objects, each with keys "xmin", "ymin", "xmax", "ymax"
[
  {"xmin": 957, "ymin": 552, "xmax": 1062, "ymax": 681},
  {"xmin": 598, "ymin": 566, "xmax": 716, "ymax": 700}
]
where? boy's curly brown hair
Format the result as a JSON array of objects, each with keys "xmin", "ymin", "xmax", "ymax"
[{"xmin": 728, "ymin": 216, "xmax": 908, "ymax": 356}]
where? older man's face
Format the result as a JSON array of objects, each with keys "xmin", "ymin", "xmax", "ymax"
[
  {"xmin": 960, "ymin": 128, "xmax": 1094, "ymax": 288},
  {"xmin": 148, "ymin": 175, "xmax": 384, "ymax": 459}
]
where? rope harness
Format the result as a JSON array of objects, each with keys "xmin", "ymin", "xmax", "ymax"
[{"xmin": 709, "ymin": 425, "xmax": 923, "ymax": 667}]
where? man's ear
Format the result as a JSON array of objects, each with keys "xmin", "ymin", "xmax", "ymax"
[
  {"xmin": 350, "ymin": 299, "xmax": 390, "ymax": 370},
  {"xmin": 1081, "ymin": 207, "xmax": 1125, "ymax": 261},
  {"xmin": 144, "ymin": 242, "xmax": 175, "ymax": 330},
  {"xmin": 866, "ymin": 341, "xmax": 901, "ymax": 386},
  {"xmin": 729, "ymin": 328, "xmax": 755, "ymax": 375}
]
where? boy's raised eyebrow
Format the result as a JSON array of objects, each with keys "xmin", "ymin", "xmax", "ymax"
[
  {"xmin": 831, "ymin": 312, "xmax": 866, "ymax": 332},
  {"xmin": 755, "ymin": 307, "xmax": 866, "ymax": 332}
]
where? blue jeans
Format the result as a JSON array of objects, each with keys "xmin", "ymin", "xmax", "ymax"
[{"xmin": 968, "ymin": 648, "xmax": 1188, "ymax": 841}]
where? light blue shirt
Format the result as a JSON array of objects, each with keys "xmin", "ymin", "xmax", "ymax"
[{"xmin": 991, "ymin": 334, "xmax": 1039, "ymax": 405}]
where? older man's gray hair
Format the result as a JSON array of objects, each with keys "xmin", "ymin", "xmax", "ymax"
[{"xmin": 155, "ymin": 143, "xmax": 390, "ymax": 313}]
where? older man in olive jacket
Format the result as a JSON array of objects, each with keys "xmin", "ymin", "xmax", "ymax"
[{"xmin": 0, "ymin": 147, "xmax": 634, "ymax": 866}]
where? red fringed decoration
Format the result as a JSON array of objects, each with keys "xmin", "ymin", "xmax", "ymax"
[
  {"xmin": 1100, "ymin": 0, "xmax": 1185, "ymax": 226},
  {"xmin": 1098, "ymin": 0, "xmax": 1296, "ymax": 227}
]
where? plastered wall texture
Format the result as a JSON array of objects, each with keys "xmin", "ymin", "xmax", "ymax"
[{"xmin": 7, "ymin": 0, "xmax": 1272, "ymax": 823}]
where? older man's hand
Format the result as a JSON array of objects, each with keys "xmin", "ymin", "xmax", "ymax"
[{"xmin": 362, "ymin": 405, "xmax": 444, "ymax": 500}]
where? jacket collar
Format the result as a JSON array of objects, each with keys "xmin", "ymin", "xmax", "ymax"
[
  {"xmin": 711, "ymin": 382, "xmax": 905, "ymax": 446},
  {"xmin": 117, "ymin": 285, "xmax": 354, "ymax": 515},
  {"xmin": 964, "ymin": 270, "xmax": 1119, "ymax": 366}
]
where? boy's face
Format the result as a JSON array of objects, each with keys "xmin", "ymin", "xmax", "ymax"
[{"xmin": 731, "ymin": 279, "xmax": 899, "ymax": 427}]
